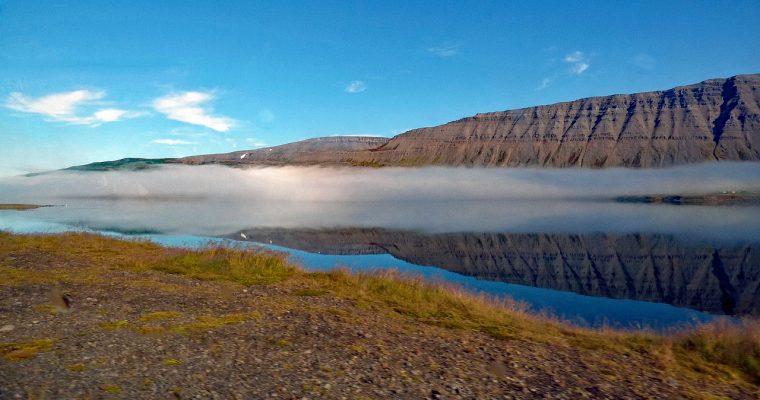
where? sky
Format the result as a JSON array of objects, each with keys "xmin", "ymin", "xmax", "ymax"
[{"xmin": 1, "ymin": 1, "xmax": 759, "ymax": 176}]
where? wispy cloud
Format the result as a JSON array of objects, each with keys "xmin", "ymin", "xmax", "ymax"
[
  {"xmin": 5, "ymin": 90, "xmax": 140, "ymax": 126},
  {"xmin": 152, "ymin": 138, "xmax": 196, "ymax": 145},
  {"xmin": 427, "ymin": 43, "xmax": 461, "ymax": 57},
  {"xmin": 345, "ymin": 80, "xmax": 367, "ymax": 93},
  {"xmin": 537, "ymin": 77, "xmax": 553, "ymax": 90},
  {"xmin": 152, "ymin": 91, "xmax": 236, "ymax": 132},
  {"xmin": 563, "ymin": 51, "xmax": 590, "ymax": 75}
]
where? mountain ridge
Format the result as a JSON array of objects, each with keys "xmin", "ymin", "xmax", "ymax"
[{"xmin": 65, "ymin": 73, "xmax": 760, "ymax": 170}]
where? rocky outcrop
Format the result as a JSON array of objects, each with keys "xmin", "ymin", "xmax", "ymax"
[
  {"xmin": 228, "ymin": 228, "xmax": 760, "ymax": 316},
  {"xmin": 354, "ymin": 74, "xmax": 760, "ymax": 167}
]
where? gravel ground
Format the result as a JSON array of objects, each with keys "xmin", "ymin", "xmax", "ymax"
[{"xmin": 1, "ymin": 253, "xmax": 757, "ymax": 399}]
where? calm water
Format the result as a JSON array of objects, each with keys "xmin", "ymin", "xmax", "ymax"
[{"xmin": 2, "ymin": 197, "xmax": 759, "ymax": 330}]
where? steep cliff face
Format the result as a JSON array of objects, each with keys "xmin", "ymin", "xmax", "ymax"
[
  {"xmin": 229, "ymin": 228, "xmax": 760, "ymax": 316},
  {"xmin": 179, "ymin": 136, "xmax": 389, "ymax": 166},
  {"xmin": 355, "ymin": 74, "xmax": 760, "ymax": 167}
]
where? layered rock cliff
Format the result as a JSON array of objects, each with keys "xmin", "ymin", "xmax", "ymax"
[
  {"xmin": 355, "ymin": 74, "xmax": 760, "ymax": 167},
  {"xmin": 228, "ymin": 228, "xmax": 760, "ymax": 316},
  {"xmin": 67, "ymin": 74, "xmax": 760, "ymax": 170}
]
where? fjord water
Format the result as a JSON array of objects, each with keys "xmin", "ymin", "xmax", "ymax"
[{"xmin": 2, "ymin": 164, "xmax": 760, "ymax": 329}]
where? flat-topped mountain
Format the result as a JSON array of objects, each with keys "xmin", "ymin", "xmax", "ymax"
[
  {"xmin": 357, "ymin": 74, "xmax": 760, "ymax": 167},
  {"xmin": 65, "ymin": 74, "xmax": 760, "ymax": 170}
]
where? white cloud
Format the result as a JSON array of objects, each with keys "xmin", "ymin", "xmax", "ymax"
[
  {"xmin": 93, "ymin": 108, "xmax": 130, "ymax": 122},
  {"xmin": 345, "ymin": 81, "xmax": 367, "ymax": 93},
  {"xmin": 5, "ymin": 90, "xmax": 140, "ymax": 126},
  {"xmin": 562, "ymin": 51, "xmax": 583, "ymax": 63},
  {"xmin": 427, "ymin": 44, "xmax": 460, "ymax": 57},
  {"xmin": 152, "ymin": 91, "xmax": 236, "ymax": 132},
  {"xmin": 563, "ymin": 51, "xmax": 591, "ymax": 75},
  {"xmin": 152, "ymin": 138, "xmax": 196, "ymax": 145}
]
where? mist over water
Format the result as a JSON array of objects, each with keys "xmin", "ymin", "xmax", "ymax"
[
  {"xmin": 2, "ymin": 162, "xmax": 760, "ymax": 202},
  {"xmin": 1, "ymin": 163, "xmax": 760, "ymax": 241}
]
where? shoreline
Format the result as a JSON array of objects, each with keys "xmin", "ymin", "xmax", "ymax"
[{"xmin": 1, "ymin": 232, "xmax": 758, "ymax": 398}]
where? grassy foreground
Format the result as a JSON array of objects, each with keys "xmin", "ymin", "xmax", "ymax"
[{"xmin": 1, "ymin": 231, "xmax": 759, "ymax": 396}]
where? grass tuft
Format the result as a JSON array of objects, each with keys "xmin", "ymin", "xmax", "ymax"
[
  {"xmin": 149, "ymin": 245, "xmax": 297, "ymax": 285},
  {"xmin": 66, "ymin": 362, "xmax": 86, "ymax": 372},
  {"xmin": 101, "ymin": 384, "xmax": 122, "ymax": 394},
  {"xmin": 675, "ymin": 319, "xmax": 760, "ymax": 383},
  {"xmin": 99, "ymin": 320, "xmax": 130, "ymax": 330},
  {"xmin": 0, "ymin": 338, "xmax": 55, "ymax": 361}
]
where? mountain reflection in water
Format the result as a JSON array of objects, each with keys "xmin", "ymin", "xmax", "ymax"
[{"xmin": 228, "ymin": 228, "xmax": 760, "ymax": 317}]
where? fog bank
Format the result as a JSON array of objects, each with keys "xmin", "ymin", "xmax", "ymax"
[
  {"xmin": 1, "ymin": 163, "xmax": 760, "ymax": 241},
  {"xmin": 1, "ymin": 163, "xmax": 760, "ymax": 202}
]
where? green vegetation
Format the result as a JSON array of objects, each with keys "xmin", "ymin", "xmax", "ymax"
[
  {"xmin": 101, "ymin": 384, "xmax": 122, "ymax": 394},
  {"xmin": 66, "ymin": 363, "xmax": 87, "ymax": 372},
  {"xmin": 349, "ymin": 160, "xmax": 383, "ymax": 168},
  {"xmin": 149, "ymin": 247, "xmax": 298, "ymax": 285},
  {"xmin": 99, "ymin": 320, "xmax": 130, "ymax": 330},
  {"xmin": 63, "ymin": 157, "xmax": 175, "ymax": 172},
  {"xmin": 1, "ymin": 231, "xmax": 759, "ymax": 387}
]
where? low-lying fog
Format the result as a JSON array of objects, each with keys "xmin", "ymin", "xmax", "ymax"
[
  {"xmin": 1, "ymin": 163, "xmax": 760, "ymax": 241},
  {"xmin": 3, "ymin": 163, "xmax": 760, "ymax": 202}
]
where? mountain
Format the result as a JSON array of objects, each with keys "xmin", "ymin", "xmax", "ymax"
[
  {"xmin": 65, "ymin": 74, "xmax": 760, "ymax": 170},
  {"xmin": 354, "ymin": 74, "xmax": 760, "ymax": 167},
  {"xmin": 180, "ymin": 73, "xmax": 760, "ymax": 168},
  {"xmin": 227, "ymin": 228, "xmax": 760, "ymax": 316},
  {"xmin": 179, "ymin": 136, "xmax": 389, "ymax": 166}
]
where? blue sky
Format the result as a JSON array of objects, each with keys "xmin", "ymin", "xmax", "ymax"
[{"xmin": 1, "ymin": 1, "xmax": 759, "ymax": 175}]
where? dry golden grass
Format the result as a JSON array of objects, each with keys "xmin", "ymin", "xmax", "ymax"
[
  {"xmin": 0, "ymin": 339, "xmax": 55, "ymax": 361},
  {"xmin": 1, "ymin": 231, "xmax": 759, "ymax": 386}
]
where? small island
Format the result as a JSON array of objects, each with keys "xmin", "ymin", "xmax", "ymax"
[
  {"xmin": 0, "ymin": 204, "xmax": 49, "ymax": 211},
  {"xmin": 616, "ymin": 192, "xmax": 760, "ymax": 205}
]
